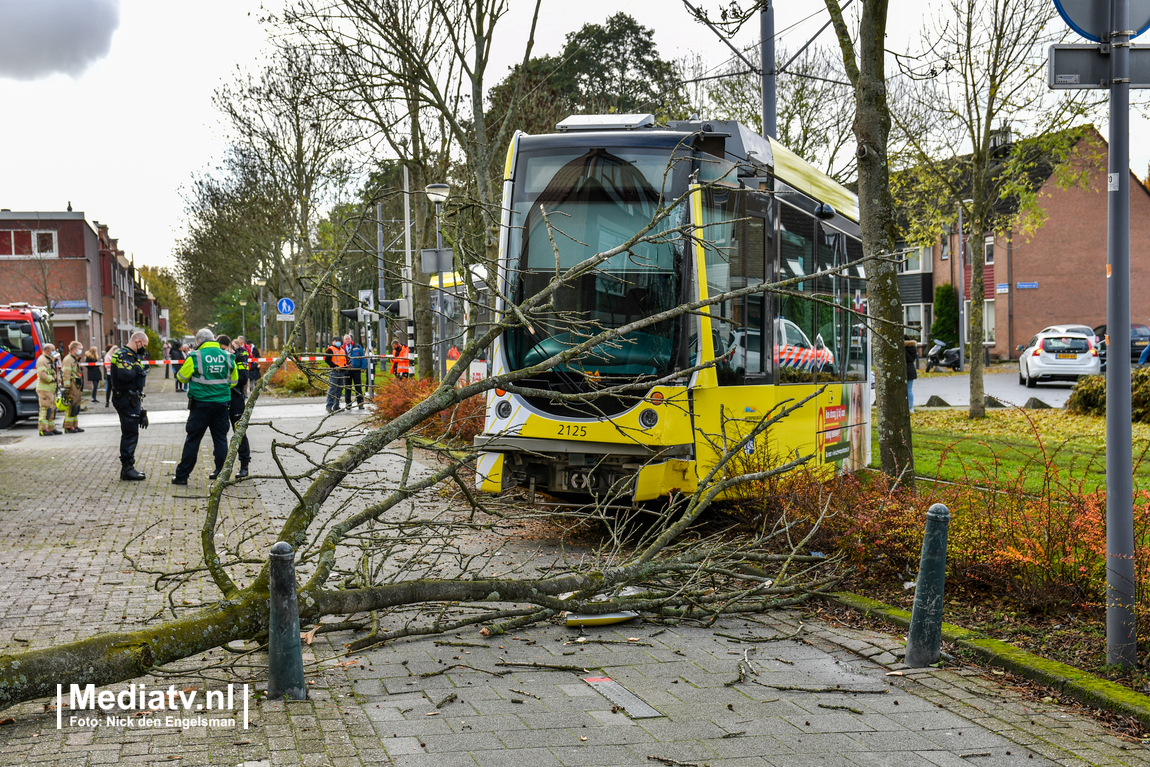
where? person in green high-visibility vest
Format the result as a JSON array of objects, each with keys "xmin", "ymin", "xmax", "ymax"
[{"xmin": 171, "ymin": 328, "xmax": 238, "ymax": 485}]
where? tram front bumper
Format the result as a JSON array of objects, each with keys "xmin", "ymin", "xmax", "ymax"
[{"xmin": 473, "ymin": 435, "xmax": 693, "ymax": 499}]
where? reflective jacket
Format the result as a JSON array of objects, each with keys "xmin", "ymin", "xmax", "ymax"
[
  {"xmin": 326, "ymin": 343, "xmax": 347, "ymax": 368},
  {"xmin": 61, "ymin": 352, "xmax": 83, "ymax": 390},
  {"xmin": 35, "ymin": 353, "xmax": 56, "ymax": 392},
  {"xmin": 111, "ymin": 347, "xmax": 147, "ymax": 394},
  {"xmin": 176, "ymin": 341, "xmax": 237, "ymax": 403},
  {"xmin": 391, "ymin": 346, "xmax": 411, "ymax": 375}
]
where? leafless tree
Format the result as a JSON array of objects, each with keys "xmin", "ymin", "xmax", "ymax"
[
  {"xmin": 275, "ymin": 0, "xmax": 542, "ymax": 372},
  {"xmin": 214, "ymin": 42, "xmax": 361, "ymax": 352},
  {"xmin": 891, "ymin": 0, "xmax": 1100, "ymax": 419}
]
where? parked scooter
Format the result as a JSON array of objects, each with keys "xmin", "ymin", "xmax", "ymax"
[{"xmin": 925, "ymin": 339, "xmax": 961, "ymax": 373}]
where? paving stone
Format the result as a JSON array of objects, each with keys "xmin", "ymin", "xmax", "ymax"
[{"xmin": 0, "ymin": 394, "xmax": 1143, "ymax": 767}]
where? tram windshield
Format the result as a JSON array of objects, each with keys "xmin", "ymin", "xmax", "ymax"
[{"xmin": 506, "ymin": 146, "xmax": 686, "ymax": 382}]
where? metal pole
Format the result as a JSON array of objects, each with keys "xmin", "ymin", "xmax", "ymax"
[
  {"xmin": 1107, "ymin": 0, "xmax": 1137, "ymax": 667},
  {"xmin": 435, "ymin": 202, "xmax": 446, "ymax": 381},
  {"xmin": 761, "ymin": 2, "xmax": 775, "ymax": 137},
  {"xmin": 403, "ymin": 166, "xmax": 414, "ymax": 350},
  {"xmin": 377, "ymin": 201, "xmax": 386, "ymax": 364},
  {"xmin": 267, "ymin": 542, "xmax": 307, "ymax": 700},
  {"xmin": 241, "ymin": 305, "xmax": 246, "ymax": 339},
  {"xmin": 957, "ymin": 204, "xmax": 966, "ymax": 373}
]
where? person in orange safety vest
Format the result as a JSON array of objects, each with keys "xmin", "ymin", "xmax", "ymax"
[{"xmin": 390, "ymin": 340, "xmax": 411, "ymax": 378}]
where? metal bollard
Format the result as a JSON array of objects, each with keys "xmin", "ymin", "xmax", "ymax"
[
  {"xmin": 267, "ymin": 542, "xmax": 308, "ymax": 700},
  {"xmin": 904, "ymin": 503, "xmax": 950, "ymax": 668}
]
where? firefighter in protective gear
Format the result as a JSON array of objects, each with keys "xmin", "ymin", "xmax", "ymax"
[
  {"xmin": 111, "ymin": 331, "xmax": 150, "ymax": 480},
  {"xmin": 60, "ymin": 341, "xmax": 85, "ymax": 433},
  {"xmin": 35, "ymin": 343, "xmax": 60, "ymax": 436}
]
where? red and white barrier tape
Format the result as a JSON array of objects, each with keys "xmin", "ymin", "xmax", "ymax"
[{"xmin": 74, "ymin": 355, "xmax": 407, "ymax": 367}]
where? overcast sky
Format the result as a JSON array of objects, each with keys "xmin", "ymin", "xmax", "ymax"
[{"xmin": 0, "ymin": 0, "xmax": 1139, "ymax": 271}]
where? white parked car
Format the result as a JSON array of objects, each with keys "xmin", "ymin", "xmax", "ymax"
[
  {"xmin": 1017, "ymin": 331, "xmax": 1100, "ymax": 388},
  {"xmin": 1037, "ymin": 324, "xmax": 1099, "ymax": 346}
]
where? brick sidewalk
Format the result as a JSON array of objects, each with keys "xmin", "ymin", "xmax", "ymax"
[{"xmin": 0, "ymin": 400, "xmax": 1146, "ymax": 766}]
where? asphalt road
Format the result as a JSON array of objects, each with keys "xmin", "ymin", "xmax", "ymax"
[{"xmin": 913, "ymin": 367, "xmax": 1077, "ymax": 408}]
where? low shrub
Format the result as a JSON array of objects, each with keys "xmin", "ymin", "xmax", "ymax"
[
  {"xmin": 726, "ymin": 409, "xmax": 1150, "ymax": 615},
  {"xmin": 267, "ymin": 361, "xmax": 325, "ymax": 396},
  {"xmin": 1068, "ymin": 367, "xmax": 1150, "ymax": 422},
  {"xmin": 370, "ymin": 375, "xmax": 485, "ymax": 444}
]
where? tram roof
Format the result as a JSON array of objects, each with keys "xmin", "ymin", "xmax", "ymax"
[{"xmin": 517, "ymin": 119, "xmax": 859, "ymax": 223}]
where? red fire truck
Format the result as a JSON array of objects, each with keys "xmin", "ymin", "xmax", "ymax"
[{"xmin": 0, "ymin": 304, "xmax": 53, "ymax": 428}]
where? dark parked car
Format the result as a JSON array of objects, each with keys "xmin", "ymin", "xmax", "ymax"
[{"xmin": 1092, "ymin": 323, "xmax": 1150, "ymax": 368}]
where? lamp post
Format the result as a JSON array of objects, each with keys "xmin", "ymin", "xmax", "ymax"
[
  {"xmin": 425, "ymin": 183, "xmax": 451, "ymax": 380},
  {"xmin": 239, "ymin": 300, "xmax": 248, "ymax": 340},
  {"xmin": 254, "ymin": 278, "xmax": 267, "ymax": 352},
  {"xmin": 956, "ymin": 199, "xmax": 974, "ymax": 373}
]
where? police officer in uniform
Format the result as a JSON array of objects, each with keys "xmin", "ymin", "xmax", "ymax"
[
  {"xmin": 218, "ymin": 335, "xmax": 251, "ymax": 479},
  {"xmin": 172, "ymin": 328, "xmax": 238, "ymax": 485},
  {"xmin": 231, "ymin": 335, "xmax": 251, "ymax": 396},
  {"xmin": 111, "ymin": 331, "xmax": 150, "ymax": 480}
]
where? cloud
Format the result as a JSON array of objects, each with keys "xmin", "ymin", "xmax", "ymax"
[{"xmin": 0, "ymin": 0, "xmax": 120, "ymax": 80}]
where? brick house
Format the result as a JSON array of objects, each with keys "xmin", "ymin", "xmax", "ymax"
[
  {"xmin": 0, "ymin": 210, "xmax": 166, "ymax": 349},
  {"xmin": 898, "ymin": 126, "xmax": 1150, "ymax": 360}
]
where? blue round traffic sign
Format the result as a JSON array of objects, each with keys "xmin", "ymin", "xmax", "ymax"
[
  {"xmin": 1054, "ymin": 0, "xmax": 1150, "ymax": 43},
  {"xmin": 277, "ymin": 297, "xmax": 295, "ymax": 314}
]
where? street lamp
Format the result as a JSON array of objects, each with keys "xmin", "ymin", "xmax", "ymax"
[
  {"xmin": 239, "ymin": 300, "xmax": 248, "ymax": 339},
  {"xmin": 956, "ymin": 199, "xmax": 974, "ymax": 373},
  {"xmin": 426, "ymin": 183, "xmax": 451, "ymax": 379},
  {"xmin": 254, "ymin": 278, "xmax": 267, "ymax": 352}
]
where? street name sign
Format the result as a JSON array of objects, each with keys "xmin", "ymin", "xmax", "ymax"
[{"xmin": 1049, "ymin": 43, "xmax": 1150, "ymax": 88}]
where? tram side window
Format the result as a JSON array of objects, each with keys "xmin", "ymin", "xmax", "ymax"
[
  {"xmin": 815, "ymin": 224, "xmax": 847, "ymax": 383},
  {"xmin": 778, "ymin": 204, "xmax": 816, "ymax": 383},
  {"xmin": 701, "ymin": 187, "xmax": 741, "ymax": 384},
  {"xmin": 845, "ymin": 237, "xmax": 868, "ymax": 382},
  {"xmin": 740, "ymin": 212, "xmax": 770, "ymax": 380}
]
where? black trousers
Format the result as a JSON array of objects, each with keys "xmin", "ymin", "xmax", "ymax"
[
  {"xmin": 346, "ymin": 369, "xmax": 364, "ymax": 406},
  {"xmin": 175, "ymin": 400, "xmax": 230, "ymax": 480},
  {"xmin": 228, "ymin": 392, "xmax": 251, "ymax": 465},
  {"xmin": 111, "ymin": 392, "xmax": 142, "ymax": 467}
]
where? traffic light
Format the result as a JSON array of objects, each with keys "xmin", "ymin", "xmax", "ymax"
[{"xmin": 339, "ymin": 308, "xmax": 363, "ymax": 322}]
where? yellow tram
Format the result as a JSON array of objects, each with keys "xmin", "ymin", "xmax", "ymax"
[{"xmin": 474, "ymin": 115, "xmax": 869, "ymax": 503}]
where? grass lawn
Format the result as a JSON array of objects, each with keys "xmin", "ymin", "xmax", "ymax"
[{"xmin": 873, "ymin": 408, "xmax": 1150, "ymax": 493}]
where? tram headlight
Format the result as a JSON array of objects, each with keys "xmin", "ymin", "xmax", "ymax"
[
  {"xmin": 495, "ymin": 400, "xmax": 513, "ymax": 420},
  {"xmin": 639, "ymin": 408, "xmax": 659, "ymax": 429}
]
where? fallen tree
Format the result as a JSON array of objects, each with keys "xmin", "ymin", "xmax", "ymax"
[{"xmin": 0, "ymin": 162, "xmax": 887, "ymax": 711}]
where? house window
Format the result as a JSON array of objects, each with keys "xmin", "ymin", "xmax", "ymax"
[
  {"xmin": 902, "ymin": 246, "xmax": 920, "ymax": 273},
  {"xmin": 984, "ymin": 236, "xmax": 995, "ymax": 265},
  {"xmin": 904, "ymin": 303, "xmax": 933, "ymax": 342},
  {"xmin": 940, "ymin": 233, "xmax": 949, "ymax": 260},
  {"xmin": 964, "ymin": 299, "xmax": 996, "ymax": 343},
  {"xmin": 898, "ymin": 245, "xmax": 934, "ymax": 274},
  {"xmin": 0, "ymin": 229, "xmax": 56, "ymax": 259}
]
